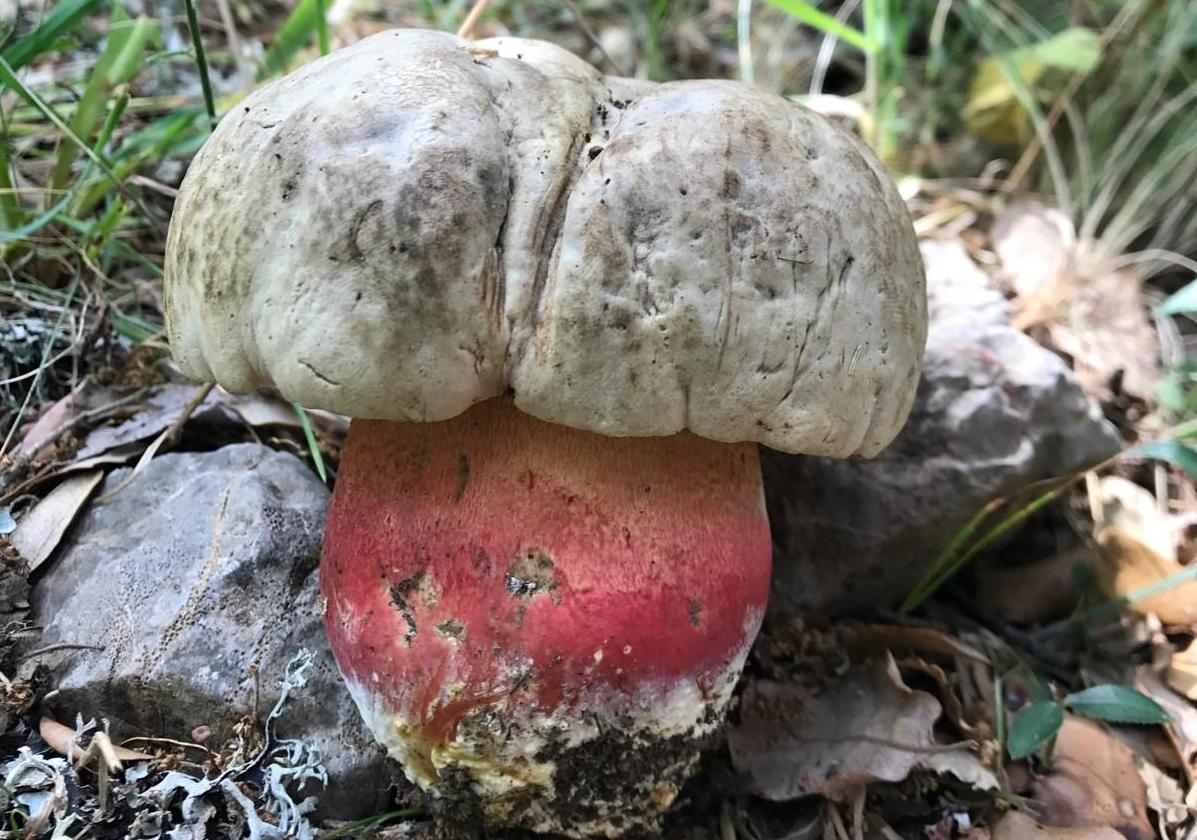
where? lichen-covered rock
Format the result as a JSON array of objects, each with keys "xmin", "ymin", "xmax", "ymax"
[
  {"xmin": 764, "ymin": 239, "xmax": 1123, "ymax": 616},
  {"xmin": 30, "ymin": 444, "xmax": 392, "ymax": 819}
]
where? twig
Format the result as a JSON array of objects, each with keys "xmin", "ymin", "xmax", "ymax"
[
  {"xmin": 456, "ymin": 0, "xmax": 491, "ymax": 39},
  {"xmin": 164, "ymin": 382, "xmax": 215, "ymax": 448},
  {"xmin": 93, "ymin": 382, "xmax": 215, "ymax": 504},
  {"xmin": 121, "ymin": 735, "xmax": 214, "ymax": 756},
  {"xmin": 562, "ymin": 0, "xmax": 630, "ymax": 77}
]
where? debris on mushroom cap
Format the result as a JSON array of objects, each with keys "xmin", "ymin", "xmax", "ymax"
[{"xmin": 164, "ymin": 28, "xmax": 926, "ymax": 458}]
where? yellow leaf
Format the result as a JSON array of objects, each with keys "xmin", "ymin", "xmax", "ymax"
[{"xmin": 965, "ymin": 53, "xmax": 1044, "ymax": 145}]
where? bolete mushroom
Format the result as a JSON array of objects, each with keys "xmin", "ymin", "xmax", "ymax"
[{"xmin": 164, "ymin": 29, "xmax": 925, "ymax": 837}]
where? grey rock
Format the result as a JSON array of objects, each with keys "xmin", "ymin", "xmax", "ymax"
[
  {"xmin": 31, "ymin": 444, "xmax": 393, "ymax": 819},
  {"xmin": 763, "ymin": 239, "xmax": 1123, "ymax": 616}
]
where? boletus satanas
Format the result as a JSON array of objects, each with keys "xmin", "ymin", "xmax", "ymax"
[{"xmin": 164, "ymin": 29, "xmax": 926, "ymax": 838}]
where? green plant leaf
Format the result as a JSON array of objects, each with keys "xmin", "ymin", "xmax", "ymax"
[
  {"xmin": 1157, "ymin": 279, "xmax": 1197, "ymax": 316},
  {"xmin": 965, "ymin": 27, "xmax": 1100, "ymax": 145},
  {"xmin": 1129, "ymin": 440, "xmax": 1197, "ymax": 479},
  {"xmin": 1008, "ymin": 701, "xmax": 1064, "ymax": 759},
  {"xmin": 0, "ymin": 0, "xmax": 104, "ymax": 72},
  {"xmin": 260, "ymin": 0, "xmax": 326, "ymax": 78},
  {"xmin": 51, "ymin": 15, "xmax": 157, "ymax": 190},
  {"xmin": 1063, "ymin": 685, "xmax": 1170, "ymax": 724},
  {"xmin": 1033, "ymin": 27, "xmax": 1101, "ymax": 72},
  {"xmin": 763, "ymin": 0, "xmax": 875, "ymax": 53},
  {"xmin": 1157, "ymin": 378, "xmax": 1187, "ymax": 412}
]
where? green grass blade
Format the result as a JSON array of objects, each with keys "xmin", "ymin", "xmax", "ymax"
[
  {"xmin": 51, "ymin": 16, "xmax": 155, "ymax": 190},
  {"xmin": 0, "ymin": 190, "xmax": 75, "ymax": 243},
  {"xmin": 260, "ymin": 0, "xmax": 322, "ymax": 78},
  {"xmin": 0, "ymin": 54, "xmax": 126, "ymax": 199},
  {"xmin": 901, "ymin": 485, "xmax": 1069, "ymax": 613},
  {"xmin": 764, "ymin": 0, "xmax": 875, "ymax": 52},
  {"xmin": 293, "ymin": 404, "xmax": 328, "ymax": 483},
  {"xmin": 321, "ymin": 809, "xmax": 424, "ymax": 839},
  {"xmin": 315, "ymin": 0, "xmax": 330, "ymax": 56},
  {"xmin": 0, "ymin": 115, "xmax": 17, "ymax": 231},
  {"xmin": 1033, "ymin": 563, "xmax": 1197, "ymax": 641},
  {"xmin": 900, "ymin": 498, "xmax": 1003, "ymax": 613},
  {"xmin": 183, "ymin": 0, "xmax": 217, "ymax": 126},
  {"xmin": 0, "ymin": 0, "xmax": 104, "ymax": 72}
]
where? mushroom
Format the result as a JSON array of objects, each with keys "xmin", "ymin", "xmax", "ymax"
[{"xmin": 164, "ymin": 29, "xmax": 926, "ymax": 838}]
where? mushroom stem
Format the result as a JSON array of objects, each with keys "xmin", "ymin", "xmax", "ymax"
[{"xmin": 320, "ymin": 396, "xmax": 772, "ymax": 836}]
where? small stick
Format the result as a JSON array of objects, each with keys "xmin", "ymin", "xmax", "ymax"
[
  {"xmin": 561, "ymin": 0, "xmax": 629, "ymax": 76},
  {"xmin": 94, "ymin": 382, "xmax": 215, "ymax": 504},
  {"xmin": 456, "ymin": 0, "xmax": 491, "ymax": 39}
]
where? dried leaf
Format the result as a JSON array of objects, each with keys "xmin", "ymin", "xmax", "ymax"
[
  {"xmin": 993, "ymin": 203, "xmax": 1157, "ymax": 401},
  {"xmin": 38, "ymin": 716, "xmax": 81, "ymax": 757},
  {"xmin": 977, "ymin": 546, "xmax": 1089, "ymax": 624},
  {"xmin": 1024, "ymin": 717, "xmax": 1153, "ymax": 839},
  {"xmin": 1137, "ymin": 672, "xmax": 1197, "ymax": 779},
  {"xmin": 13, "ymin": 389, "xmax": 81, "ymax": 457},
  {"xmin": 992, "ymin": 201, "xmax": 1074, "ymax": 300},
  {"xmin": 842, "ymin": 624, "xmax": 989, "ymax": 663},
  {"xmin": 992, "ymin": 811, "xmax": 1124, "ymax": 840},
  {"xmin": 10, "ymin": 470, "xmax": 103, "ymax": 572},
  {"xmin": 1166, "ymin": 640, "xmax": 1197, "ymax": 701},
  {"xmin": 1091, "ymin": 476, "xmax": 1197, "ymax": 625},
  {"xmin": 898, "ymin": 656, "xmax": 987, "ymax": 740},
  {"xmin": 73, "ymin": 384, "xmax": 214, "ymax": 462},
  {"xmin": 38, "ymin": 718, "xmax": 153, "ymax": 764},
  {"xmin": 728, "ymin": 655, "xmax": 997, "ymax": 801},
  {"xmin": 217, "ymin": 391, "xmax": 302, "ymax": 428},
  {"xmin": 1137, "ymin": 759, "xmax": 1188, "ymax": 832}
]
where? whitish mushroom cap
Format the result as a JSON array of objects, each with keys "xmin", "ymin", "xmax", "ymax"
[{"xmin": 164, "ymin": 29, "xmax": 926, "ymax": 457}]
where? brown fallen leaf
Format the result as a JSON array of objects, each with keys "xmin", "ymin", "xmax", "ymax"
[
  {"xmin": 1022, "ymin": 717, "xmax": 1153, "ymax": 840},
  {"xmin": 898, "ymin": 656, "xmax": 987, "ymax": 740},
  {"xmin": 992, "ymin": 202, "xmax": 1158, "ymax": 403},
  {"xmin": 842, "ymin": 623, "xmax": 989, "ymax": 663},
  {"xmin": 1166, "ymin": 639, "xmax": 1197, "ymax": 701},
  {"xmin": 212, "ymin": 390, "xmax": 302, "ymax": 429},
  {"xmin": 728, "ymin": 655, "xmax": 997, "ymax": 801},
  {"xmin": 992, "ymin": 201, "xmax": 1073, "ymax": 301},
  {"xmin": 13, "ymin": 383, "xmax": 86, "ymax": 458},
  {"xmin": 1137, "ymin": 758, "xmax": 1188, "ymax": 836},
  {"xmin": 72, "ymin": 383, "xmax": 214, "ymax": 462},
  {"xmin": 1091, "ymin": 476, "xmax": 1197, "ymax": 625},
  {"xmin": 38, "ymin": 717, "xmax": 154, "ymax": 764},
  {"xmin": 992, "ymin": 811, "xmax": 1125, "ymax": 840},
  {"xmin": 10, "ymin": 470, "xmax": 104, "ymax": 573},
  {"xmin": 1137, "ymin": 671, "xmax": 1197, "ymax": 781},
  {"xmin": 976, "ymin": 546, "xmax": 1089, "ymax": 624}
]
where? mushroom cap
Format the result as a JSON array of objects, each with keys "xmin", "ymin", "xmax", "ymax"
[{"xmin": 164, "ymin": 29, "xmax": 926, "ymax": 457}]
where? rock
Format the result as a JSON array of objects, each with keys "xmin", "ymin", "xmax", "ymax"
[
  {"xmin": 763, "ymin": 239, "xmax": 1123, "ymax": 616},
  {"xmin": 30, "ymin": 444, "xmax": 393, "ymax": 819}
]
